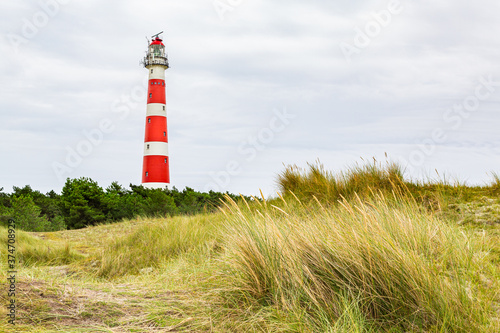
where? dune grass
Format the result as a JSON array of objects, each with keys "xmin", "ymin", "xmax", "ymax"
[
  {"xmin": 87, "ymin": 213, "xmax": 226, "ymax": 278},
  {"xmin": 217, "ymin": 193, "xmax": 495, "ymax": 332},
  {"xmin": 491, "ymin": 172, "xmax": 500, "ymax": 191},
  {"xmin": 0, "ymin": 226, "xmax": 83, "ymax": 266},
  {"xmin": 276, "ymin": 159, "xmax": 406, "ymax": 204},
  {"xmin": 277, "ymin": 159, "xmax": 500, "ymax": 211}
]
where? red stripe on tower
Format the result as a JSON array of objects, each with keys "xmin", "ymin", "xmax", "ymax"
[
  {"xmin": 141, "ymin": 32, "xmax": 170, "ymax": 189},
  {"xmin": 148, "ymin": 80, "xmax": 166, "ymax": 104},
  {"xmin": 144, "ymin": 117, "xmax": 168, "ymax": 142}
]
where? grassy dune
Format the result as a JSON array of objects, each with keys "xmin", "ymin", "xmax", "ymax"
[
  {"xmin": 1, "ymin": 161, "xmax": 500, "ymax": 332},
  {"xmin": 219, "ymin": 195, "xmax": 496, "ymax": 332}
]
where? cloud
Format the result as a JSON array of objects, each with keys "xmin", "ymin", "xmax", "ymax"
[{"xmin": 1, "ymin": 0, "xmax": 500, "ymax": 195}]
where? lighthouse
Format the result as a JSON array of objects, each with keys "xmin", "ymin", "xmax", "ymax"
[{"xmin": 141, "ymin": 32, "xmax": 170, "ymax": 189}]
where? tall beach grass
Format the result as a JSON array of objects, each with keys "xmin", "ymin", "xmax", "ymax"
[
  {"xmin": 217, "ymin": 192, "xmax": 492, "ymax": 332},
  {"xmin": 277, "ymin": 159, "xmax": 500, "ymax": 207},
  {"xmin": 0, "ymin": 226, "xmax": 83, "ymax": 266},
  {"xmin": 276, "ymin": 159, "xmax": 406, "ymax": 204}
]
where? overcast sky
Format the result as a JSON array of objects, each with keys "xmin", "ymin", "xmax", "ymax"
[{"xmin": 1, "ymin": 0, "xmax": 500, "ymax": 196}]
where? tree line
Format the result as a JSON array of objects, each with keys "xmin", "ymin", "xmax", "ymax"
[{"xmin": 0, "ymin": 177, "xmax": 247, "ymax": 231}]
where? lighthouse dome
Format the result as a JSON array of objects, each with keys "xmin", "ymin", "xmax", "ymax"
[{"xmin": 151, "ymin": 37, "xmax": 164, "ymax": 46}]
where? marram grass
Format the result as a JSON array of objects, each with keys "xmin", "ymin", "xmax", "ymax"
[
  {"xmin": 217, "ymin": 194, "xmax": 492, "ymax": 332},
  {"xmin": 0, "ymin": 226, "xmax": 83, "ymax": 266},
  {"xmin": 276, "ymin": 160, "xmax": 406, "ymax": 204},
  {"xmin": 89, "ymin": 213, "xmax": 225, "ymax": 278},
  {"xmin": 276, "ymin": 160, "xmax": 500, "ymax": 209}
]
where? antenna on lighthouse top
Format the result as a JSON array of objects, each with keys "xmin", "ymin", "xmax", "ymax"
[{"xmin": 152, "ymin": 31, "xmax": 164, "ymax": 39}]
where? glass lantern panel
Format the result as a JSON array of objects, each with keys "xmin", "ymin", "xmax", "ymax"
[{"xmin": 152, "ymin": 45, "xmax": 163, "ymax": 57}]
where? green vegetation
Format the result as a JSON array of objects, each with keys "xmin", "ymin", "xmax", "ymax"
[
  {"xmin": 1, "ymin": 160, "xmax": 499, "ymax": 332},
  {"xmin": 0, "ymin": 179, "xmax": 247, "ymax": 231},
  {"xmin": 0, "ymin": 226, "xmax": 83, "ymax": 266},
  {"xmin": 219, "ymin": 195, "xmax": 493, "ymax": 332},
  {"xmin": 90, "ymin": 213, "xmax": 225, "ymax": 278}
]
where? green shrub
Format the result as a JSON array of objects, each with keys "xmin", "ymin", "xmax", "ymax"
[
  {"xmin": 60, "ymin": 177, "xmax": 108, "ymax": 229},
  {"xmin": 10, "ymin": 195, "xmax": 51, "ymax": 232}
]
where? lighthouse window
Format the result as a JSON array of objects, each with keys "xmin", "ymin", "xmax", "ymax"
[
  {"xmin": 151, "ymin": 69, "xmax": 153, "ymax": 74},
  {"xmin": 147, "ymin": 144, "xmax": 150, "ymax": 149},
  {"xmin": 148, "ymin": 118, "xmax": 151, "ymax": 123},
  {"xmin": 163, "ymin": 106, "xmax": 165, "ymax": 110},
  {"xmin": 164, "ymin": 158, "xmax": 167, "ymax": 163},
  {"xmin": 145, "ymin": 172, "xmax": 149, "ymax": 177},
  {"xmin": 149, "ymin": 93, "xmax": 152, "ymax": 98},
  {"xmin": 163, "ymin": 132, "xmax": 166, "ymax": 137}
]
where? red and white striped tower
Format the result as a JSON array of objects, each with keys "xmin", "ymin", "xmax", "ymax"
[{"xmin": 141, "ymin": 32, "xmax": 170, "ymax": 189}]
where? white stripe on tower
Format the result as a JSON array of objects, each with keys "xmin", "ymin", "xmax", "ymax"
[
  {"xmin": 143, "ymin": 142, "xmax": 169, "ymax": 156},
  {"xmin": 146, "ymin": 103, "xmax": 167, "ymax": 117}
]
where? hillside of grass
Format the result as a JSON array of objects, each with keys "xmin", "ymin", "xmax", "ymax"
[{"xmin": 1, "ymin": 161, "xmax": 499, "ymax": 332}]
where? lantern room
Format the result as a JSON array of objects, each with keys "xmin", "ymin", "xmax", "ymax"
[{"xmin": 142, "ymin": 35, "xmax": 169, "ymax": 68}]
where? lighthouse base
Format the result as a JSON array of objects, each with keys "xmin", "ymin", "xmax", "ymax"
[{"xmin": 142, "ymin": 182, "xmax": 170, "ymax": 190}]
